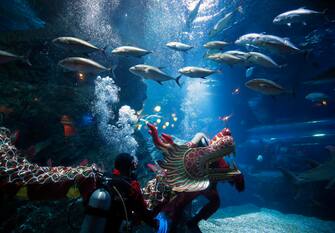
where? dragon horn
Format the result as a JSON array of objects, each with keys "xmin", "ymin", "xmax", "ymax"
[
  {"xmin": 161, "ymin": 133, "xmax": 174, "ymax": 144},
  {"xmin": 147, "ymin": 123, "xmax": 169, "ymax": 149}
]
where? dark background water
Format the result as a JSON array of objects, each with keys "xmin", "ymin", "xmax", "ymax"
[{"xmin": 0, "ymin": 0, "xmax": 335, "ymax": 232}]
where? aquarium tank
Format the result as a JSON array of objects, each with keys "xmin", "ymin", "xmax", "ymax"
[{"xmin": 0, "ymin": 0, "xmax": 335, "ymax": 232}]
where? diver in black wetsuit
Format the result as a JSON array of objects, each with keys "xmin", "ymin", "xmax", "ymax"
[{"xmin": 80, "ymin": 153, "xmax": 159, "ymax": 233}]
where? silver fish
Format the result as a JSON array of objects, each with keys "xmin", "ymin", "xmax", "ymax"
[
  {"xmin": 273, "ymin": 8, "xmax": 327, "ymax": 27},
  {"xmin": 245, "ymin": 78, "xmax": 287, "ymax": 95},
  {"xmin": 0, "ymin": 49, "xmax": 31, "ymax": 66},
  {"xmin": 111, "ymin": 46, "xmax": 152, "ymax": 57},
  {"xmin": 246, "ymin": 52, "xmax": 284, "ymax": 68},
  {"xmin": 206, "ymin": 53, "xmax": 243, "ymax": 66},
  {"xmin": 186, "ymin": 0, "xmax": 203, "ymax": 29},
  {"xmin": 236, "ymin": 33, "xmax": 300, "ymax": 54},
  {"xmin": 203, "ymin": 41, "xmax": 229, "ymax": 50},
  {"xmin": 305, "ymin": 92, "xmax": 328, "ymax": 102},
  {"xmin": 209, "ymin": 6, "xmax": 243, "ymax": 37},
  {"xmin": 166, "ymin": 42, "xmax": 193, "ymax": 52},
  {"xmin": 178, "ymin": 66, "xmax": 220, "ymax": 79},
  {"xmin": 129, "ymin": 64, "xmax": 181, "ymax": 86},
  {"xmin": 52, "ymin": 37, "xmax": 104, "ymax": 54},
  {"xmin": 58, "ymin": 57, "xmax": 111, "ymax": 73}
]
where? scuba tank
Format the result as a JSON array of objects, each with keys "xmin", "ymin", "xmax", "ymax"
[{"xmin": 80, "ymin": 188, "xmax": 111, "ymax": 233}]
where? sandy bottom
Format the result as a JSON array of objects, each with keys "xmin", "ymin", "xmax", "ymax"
[{"xmin": 199, "ymin": 204, "xmax": 335, "ymax": 233}]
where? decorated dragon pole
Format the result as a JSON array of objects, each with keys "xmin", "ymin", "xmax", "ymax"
[{"xmin": 0, "ymin": 127, "xmax": 97, "ymax": 201}]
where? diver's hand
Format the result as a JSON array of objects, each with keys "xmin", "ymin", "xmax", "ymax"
[{"xmin": 155, "ymin": 212, "xmax": 168, "ymax": 233}]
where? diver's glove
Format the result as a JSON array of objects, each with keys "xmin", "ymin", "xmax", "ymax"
[{"xmin": 155, "ymin": 212, "xmax": 168, "ymax": 233}]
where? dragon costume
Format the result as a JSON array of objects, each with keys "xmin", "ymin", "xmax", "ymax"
[
  {"xmin": 0, "ymin": 127, "xmax": 97, "ymax": 200},
  {"xmin": 146, "ymin": 123, "xmax": 242, "ymax": 193}
]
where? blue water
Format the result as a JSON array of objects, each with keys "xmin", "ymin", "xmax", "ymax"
[{"xmin": 1, "ymin": 0, "xmax": 335, "ymax": 232}]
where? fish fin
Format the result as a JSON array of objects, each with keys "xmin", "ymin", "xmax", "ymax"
[
  {"xmin": 22, "ymin": 49, "xmax": 32, "ymax": 66},
  {"xmin": 110, "ymin": 64, "xmax": 118, "ymax": 79},
  {"xmin": 237, "ymin": 6, "xmax": 244, "ymax": 14},
  {"xmin": 216, "ymin": 70, "xmax": 223, "ymax": 74},
  {"xmin": 156, "ymin": 81, "xmax": 163, "ymax": 85},
  {"xmin": 158, "ymin": 66, "xmax": 166, "ymax": 70},
  {"xmin": 326, "ymin": 177, "xmax": 335, "ymax": 189},
  {"xmin": 102, "ymin": 45, "xmax": 109, "ymax": 57},
  {"xmin": 302, "ymin": 22, "xmax": 307, "ymax": 26},
  {"xmin": 200, "ymin": 77, "xmax": 207, "ymax": 79},
  {"xmin": 175, "ymin": 75, "xmax": 182, "ymax": 87},
  {"xmin": 279, "ymin": 64, "xmax": 288, "ymax": 69}
]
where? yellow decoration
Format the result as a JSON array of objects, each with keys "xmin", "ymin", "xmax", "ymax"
[
  {"xmin": 66, "ymin": 185, "xmax": 81, "ymax": 199},
  {"xmin": 16, "ymin": 186, "xmax": 29, "ymax": 200}
]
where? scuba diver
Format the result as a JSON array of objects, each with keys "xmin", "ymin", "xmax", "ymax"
[{"xmin": 81, "ymin": 153, "xmax": 160, "ymax": 233}]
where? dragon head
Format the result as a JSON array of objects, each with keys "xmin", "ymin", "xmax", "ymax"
[{"xmin": 147, "ymin": 123, "xmax": 243, "ymax": 192}]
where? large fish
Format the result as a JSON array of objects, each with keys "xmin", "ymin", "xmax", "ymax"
[
  {"xmin": 223, "ymin": 50, "xmax": 249, "ymax": 59},
  {"xmin": 0, "ymin": 49, "xmax": 31, "ymax": 66},
  {"xmin": 129, "ymin": 64, "xmax": 181, "ymax": 86},
  {"xmin": 58, "ymin": 57, "xmax": 112, "ymax": 74},
  {"xmin": 52, "ymin": 37, "xmax": 105, "ymax": 54},
  {"xmin": 209, "ymin": 6, "xmax": 243, "ymax": 37},
  {"xmin": 246, "ymin": 52, "xmax": 284, "ymax": 68},
  {"xmin": 245, "ymin": 78, "xmax": 287, "ymax": 95},
  {"xmin": 111, "ymin": 46, "xmax": 152, "ymax": 57},
  {"xmin": 166, "ymin": 42, "xmax": 193, "ymax": 52},
  {"xmin": 235, "ymin": 33, "xmax": 301, "ymax": 54},
  {"xmin": 185, "ymin": 0, "xmax": 203, "ymax": 29},
  {"xmin": 273, "ymin": 8, "xmax": 327, "ymax": 27},
  {"xmin": 305, "ymin": 92, "xmax": 328, "ymax": 102},
  {"xmin": 203, "ymin": 41, "xmax": 229, "ymax": 50},
  {"xmin": 280, "ymin": 146, "xmax": 335, "ymax": 190},
  {"xmin": 206, "ymin": 53, "xmax": 244, "ymax": 67},
  {"xmin": 178, "ymin": 66, "xmax": 220, "ymax": 79}
]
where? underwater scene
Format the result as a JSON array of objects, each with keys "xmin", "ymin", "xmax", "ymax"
[{"xmin": 0, "ymin": 0, "xmax": 335, "ymax": 232}]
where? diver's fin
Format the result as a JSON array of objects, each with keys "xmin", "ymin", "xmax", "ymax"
[
  {"xmin": 156, "ymin": 80, "xmax": 163, "ymax": 85},
  {"xmin": 175, "ymin": 75, "xmax": 182, "ymax": 87},
  {"xmin": 326, "ymin": 177, "xmax": 335, "ymax": 189}
]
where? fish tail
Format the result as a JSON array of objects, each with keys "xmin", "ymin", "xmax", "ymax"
[
  {"xmin": 175, "ymin": 75, "xmax": 182, "ymax": 87},
  {"xmin": 102, "ymin": 45, "xmax": 109, "ymax": 57},
  {"xmin": 279, "ymin": 64, "xmax": 288, "ymax": 69},
  {"xmin": 22, "ymin": 50, "xmax": 32, "ymax": 66}
]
